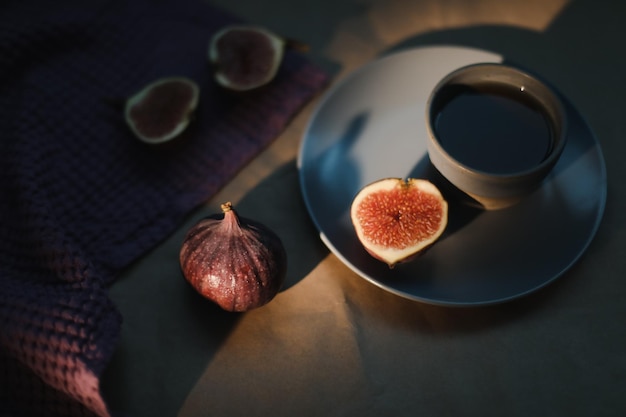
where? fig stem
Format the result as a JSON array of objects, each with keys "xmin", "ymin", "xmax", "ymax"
[{"xmin": 221, "ymin": 202, "xmax": 233, "ymax": 213}]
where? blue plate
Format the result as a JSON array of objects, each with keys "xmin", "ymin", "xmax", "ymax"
[{"xmin": 297, "ymin": 46, "xmax": 607, "ymax": 306}]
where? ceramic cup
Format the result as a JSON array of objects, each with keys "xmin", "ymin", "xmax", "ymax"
[{"xmin": 425, "ymin": 63, "xmax": 567, "ymax": 209}]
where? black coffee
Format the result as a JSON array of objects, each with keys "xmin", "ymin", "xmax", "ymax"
[{"xmin": 431, "ymin": 83, "xmax": 554, "ymax": 174}]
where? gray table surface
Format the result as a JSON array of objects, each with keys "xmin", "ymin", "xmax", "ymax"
[{"xmin": 101, "ymin": 1, "xmax": 626, "ymax": 416}]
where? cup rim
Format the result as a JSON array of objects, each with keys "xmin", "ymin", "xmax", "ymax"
[{"xmin": 426, "ymin": 62, "xmax": 568, "ymax": 182}]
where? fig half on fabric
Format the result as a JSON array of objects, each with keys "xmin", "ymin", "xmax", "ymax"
[
  {"xmin": 208, "ymin": 25, "xmax": 287, "ymax": 91},
  {"xmin": 124, "ymin": 77, "xmax": 199, "ymax": 144}
]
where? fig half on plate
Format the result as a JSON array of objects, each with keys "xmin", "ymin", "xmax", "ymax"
[{"xmin": 350, "ymin": 178, "xmax": 448, "ymax": 268}]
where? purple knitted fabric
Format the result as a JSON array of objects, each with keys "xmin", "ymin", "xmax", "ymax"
[{"xmin": 0, "ymin": 1, "xmax": 328, "ymax": 415}]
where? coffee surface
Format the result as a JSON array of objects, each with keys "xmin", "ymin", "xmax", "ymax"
[{"xmin": 432, "ymin": 84, "xmax": 553, "ymax": 174}]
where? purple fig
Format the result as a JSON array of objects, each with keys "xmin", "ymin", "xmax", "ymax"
[{"xmin": 179, "ymin": 202, "xmax": 287, "ymax": 312}]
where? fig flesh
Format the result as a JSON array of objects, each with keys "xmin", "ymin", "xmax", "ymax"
[
  {"xmin": 124, "ymin": 77, "xmax": 199, "ymax": 144},
  {"xmin": 350, "ymin": 178, "xmax": 448, "ymax": 268},
  {"xmin": 208, "ymin": 25, "xmax": 285, "ymax": 91},
  {"xmin": 179, "ymin": 202, "xmax": 287, "ymax": 312}
]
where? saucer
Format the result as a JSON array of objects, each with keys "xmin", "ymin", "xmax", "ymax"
[{"xmin": 297, "ymin": 46, "xmax": 607, "ymax": 306}]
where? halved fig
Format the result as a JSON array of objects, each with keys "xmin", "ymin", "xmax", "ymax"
[
  {"xmin": 208, "ymin": 25, "xmax": 286, "ymax": 91},
  {"xmin": 350, "ymin": 178, "xmax": 448, "ymax": 268},
  {"xmin": 124, "ymin": 77, "xmax": 200, "ymax": 144}
]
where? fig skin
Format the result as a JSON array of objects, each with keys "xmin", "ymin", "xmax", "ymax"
[
  {"xmin": 179, "ymin": 202, "xmax": 287, "ymax": 312},
  {"xmin": 124, "ymin": 77, "xmax": 199, "ymax": 144},
  {"xmin": 350, "ymin": 178, "xmax": 448, "ymax": 268}
]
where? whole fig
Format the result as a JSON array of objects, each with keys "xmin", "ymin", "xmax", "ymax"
[{"xmin": 179, "ymin": 202, "xmax": 287, "ymax": 312}]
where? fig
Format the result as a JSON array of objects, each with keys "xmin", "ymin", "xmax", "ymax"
[
  {"xmin": 179, "ymin": 202, "xmax": 287, "ymax": 312},
  {"xmin": 124, "ymin": 76, "xmax": 199, "ymax": 144},
  {"xmin": 208, "ymin": 25, "xmax": 287, "ymax": 91},
  {"xmin": 350, "ymin": 178, "xmax": 448, "ymax": 268}
]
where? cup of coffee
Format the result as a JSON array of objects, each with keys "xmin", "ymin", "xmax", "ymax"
[{"xmin": 425, "ymin": 63, "xmax": 567, "ymax": 209}]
